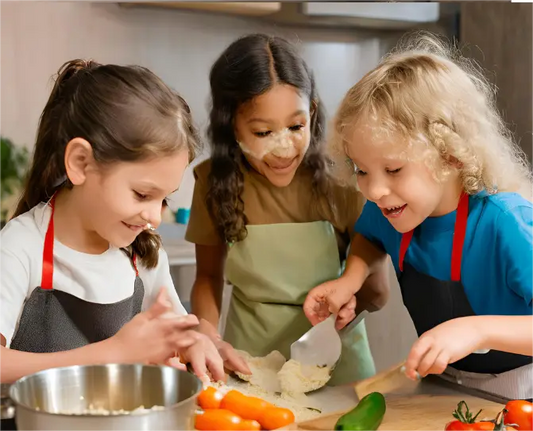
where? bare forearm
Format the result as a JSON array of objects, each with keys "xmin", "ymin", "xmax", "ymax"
[
  {"xmin": 475, "ymin": 315, "xmax": 533, "ymax": 356},
  {"xmin": 356, "ymin": 257, "xmax": 391, "ymax": 313},
  {"xmin": 342, "ymin": 234, "xmax": 387, "ymax": 294},
  {"xmin": 191, "ymin": 276, "xmax": 224, "ymax": 329},
  {"xmin": 1, "ymin": 339, "xmax": 121, "ymax": 383}
]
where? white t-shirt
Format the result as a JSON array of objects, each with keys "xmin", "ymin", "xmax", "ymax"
[{"xmin": 1, "ymin": 202, "xmax": 187, "ymax": 347}]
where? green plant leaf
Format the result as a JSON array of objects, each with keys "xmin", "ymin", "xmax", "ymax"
[{"xmin": 1, "ymin": 136, "xmax": 29, "ymax": 199}]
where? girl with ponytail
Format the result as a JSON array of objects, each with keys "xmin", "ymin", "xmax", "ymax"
[{"xmin": 1, "ymin": 59, "xmax": 230, "ymax": 383}]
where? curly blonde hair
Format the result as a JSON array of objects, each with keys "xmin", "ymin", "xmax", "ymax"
[{"xmin": 330, "ymin": 31, "xmax": 532, "ymax": 199}]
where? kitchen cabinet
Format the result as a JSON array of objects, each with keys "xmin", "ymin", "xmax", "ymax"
[
  {"xmin": 124, "ymin": 2, "xmax": 281, "ymax": 16},
  {"xmin": 121, "ymin": 2, "xmax": 450, "ymax": 31},
  {"xmin": 461, "ymin": 2, "xmax": 533, "ymax": 163}
]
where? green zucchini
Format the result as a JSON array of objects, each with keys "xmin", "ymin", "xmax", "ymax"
[{"xmin": 334, "ymin": 392, "xmax": 386, "ymax": 430}]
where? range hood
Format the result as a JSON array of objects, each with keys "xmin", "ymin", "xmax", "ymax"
[{"xmin": 123, "ymin": 2, "xmax": 442, "ymax": 31}]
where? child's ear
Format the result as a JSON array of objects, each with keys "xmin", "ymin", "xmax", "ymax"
[
  {"xmin": 445, "ymin": 155, "xmax": 463, "ymax": 169},
  {"xmin": 64, "ymin": 138, "xmax": 95, "ymax": 186}
]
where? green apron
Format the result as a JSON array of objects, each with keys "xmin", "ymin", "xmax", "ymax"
[{"xmin": 224, "ymin": 221, "xmax": 376, "ymax": 386}]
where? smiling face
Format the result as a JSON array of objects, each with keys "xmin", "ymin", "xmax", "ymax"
[
  {"xmin": 346, "ymin": 118, "xmax": 463, "ymax": 233},
  {"xmin": 79, "ymin": 150, "xmax": 189, "ymax": 248},
  {"xmin": 234, "ymin": 83, "xmax": 312, "ymax": 187}
]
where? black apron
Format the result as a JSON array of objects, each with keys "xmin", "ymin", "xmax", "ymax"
[
  {"xmin": 10, "ymin": 196, "xmax": 145, "ymax": 353},
  {"xmin": 398, "ymin": 192, "xmax": 532, "ymax": 398}
]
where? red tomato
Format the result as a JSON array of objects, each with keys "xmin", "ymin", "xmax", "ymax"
[
  {"xmin": 444, "ymin": 401, "xmax": 514, "ymax": 431},
  {"xmin": 445, "ymin": 420, "xmax": 497, "ymax": 430},
  {"xmin": 504, "ymin": 400, "xmax": 533, "ymax": 430}
]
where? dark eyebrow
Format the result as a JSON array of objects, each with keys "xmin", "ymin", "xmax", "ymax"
[{"xmin": 136, "ymin": 182, "xmax": 178, "ymax": 194}]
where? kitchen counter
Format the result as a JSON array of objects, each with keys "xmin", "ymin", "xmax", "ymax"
[
  {"xmin": 158, "ymin": 223, "xmax": 196, "ymax": 266},
  {"xmin": 305, "ymin": 373, "xmax": 507, "ymax": 416},
  {"xmin": 293, "ymin": 373, "xmax": 508, "ymax": 430}
]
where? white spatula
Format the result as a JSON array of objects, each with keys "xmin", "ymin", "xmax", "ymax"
[{"xmin": 290, "ymin": 310, "xmax": 368, "ymax": 369}]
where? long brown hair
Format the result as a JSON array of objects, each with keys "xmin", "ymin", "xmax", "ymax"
[
  {"xmin": 14, "ymin": 59, "xmax": 200, "ymax": 268},
  {"xmin": 207, "ymin": 34, "xmax": 330, "ymax": 243}
]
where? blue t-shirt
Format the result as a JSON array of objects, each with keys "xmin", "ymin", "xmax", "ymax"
[{"xmin": 355, "ymin": 191, "xmax": 533, "ymax": 316}]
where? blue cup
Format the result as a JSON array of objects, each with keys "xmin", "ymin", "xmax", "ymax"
[{"xmin": 175, "ymin": 208, "xmax": 190, "ymax": 225}]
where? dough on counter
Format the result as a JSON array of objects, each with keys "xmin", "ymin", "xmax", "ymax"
[
  {"xmin": 235, "ymin": 350, "xmax": 332, "ymax": 395},
  {"xmin": 235, "ymin": 350, "xmax": 285, "ymax": 393},
  {"xmin": 277, "ymin": 359, "xmax": 331, "ymax": 395}
]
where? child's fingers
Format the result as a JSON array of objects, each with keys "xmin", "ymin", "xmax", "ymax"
[
  {"xmin": 145, "ymin": 288, "xmax": 172, "ymax": 320},
  {"xmin": 405, "ymin": 337, "xmax": 432, "ymax": 380},
  {"xmin": 164, "ymin": 314, "xmax": 199, "ymax": 331},
  {"xmin": 206, "ymin": 347, "xmax": 226, "ymax": 383},
  {"xmin": 416, "ymin": 346, "xmax": 441, "ymax": 377},
  {"xmin": 168, "ymin": 329, "xmax": 201, "ymax": 350},
  {"xmin": 335, "ymin": 297, "xmax": 356, "ymax": 330},
  {"xmin": 166, "ymin": 356, "xmax": 187, "ymax": 371},
  {"xmin": 427, "ymin": 351, "xmax": 450, "ymax": 376},
  {"xmin": 231, "ymin": 353, "xmax": 252, "ymax": 375},
  {"xmin": 326, "ymin": 290, "xmax": 352, "ymax": 316},
  {"xmin": 220, "ymin": 344, "xmax": 251, "ymax": 375},
  {"xmin": 302, "ymin": 295, "xmax": 323, "ymax": 325},
  {"xmin": 188, "ymin": 350, "xmax": 211, "ymax": 384}
]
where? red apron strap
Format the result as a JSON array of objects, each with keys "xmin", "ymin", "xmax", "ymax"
[
  {"xmin": 398, "ymin": 192, "xmax": 469, "ymax": 280},
  {"xmin": 40, "ymin": 195, "xmax": 140, "ymax": 288},
  {"xmin": 451, "ymin": 192, "xmax": 469, "ymax": 282},
  {"xmin": 132, "ymin": 254, "xmax": 139, "ymax": 277},
  {"xmin": 41, "ymin": 196, "xmax": 56, "ymax": 290},
  {"xmin": 399, "ymin": 229, "xmax": 414, "ymax": 272}
]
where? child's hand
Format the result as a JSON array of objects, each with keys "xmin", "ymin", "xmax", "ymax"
[
  {"xmin": 110, "ymin": 288, "xmax": 201, "ymax": 365},
  {"xmin": 404, "ymin": 317, "xmax": 484, "ymax": 379},
  {"xmin": 196, "ymin": 319, "xmax": 251, "ymax": 376},
  {"xmin": 177, "ymin": 334, "xmax": 225, "ymax": 384},
  {"xmin": 303, "ymin": 278, "xmax": 357, "ymax": 330},
  {"xmin": 213, "ymin": 339, "xmax": 251, "ymax": 375}
]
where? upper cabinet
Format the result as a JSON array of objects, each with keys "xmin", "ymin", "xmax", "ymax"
[
  {"xmin": 126, "ymin": 2, "xmax": 282, "ymax": 16},
  {"xmin": 122, "ymin": 2, "xmax": 442, "ymax": 30}
]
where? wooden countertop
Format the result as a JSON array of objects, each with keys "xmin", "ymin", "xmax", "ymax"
[
  {"xmin": 297, "ymin": 393, "xmax": 504, "ymax": 430},
  {"xmin": 290, "ymin": 372, "xmax": 507, "ymax": 430}
]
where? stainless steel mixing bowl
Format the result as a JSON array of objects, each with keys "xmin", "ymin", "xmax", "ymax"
[{"xmin": 9, "ymin": 363, "xmax": 202, "ymax": 430}]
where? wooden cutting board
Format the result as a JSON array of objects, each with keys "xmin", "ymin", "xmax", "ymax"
[{"xmin": 295, "ymin": 394, "xmax": 505, "ymax": 430}]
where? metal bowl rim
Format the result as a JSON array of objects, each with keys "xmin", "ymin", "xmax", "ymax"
[{"xmin": 9, "ymin": 363, "xmax": 202, "ymax": 418}]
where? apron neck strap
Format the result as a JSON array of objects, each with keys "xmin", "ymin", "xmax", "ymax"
[
  {"xmin": 41, "ymin": 195, "xmax": 140, "ymax": 290},
  {"xmin": 132, "ymin": 254, "xmax": 139, "ymax": 277},
  {"xmin": 399, "ymin": 192, "xmax": 469, "ymax": 282},
  {"xmin": 41, "ymin": 195, "xmax": 57, "ymax": 290},
  {"xmin": 451, "ymin": 191, "xmax": 469, "ymax": 281},
  {"xmin": 399, "ymin": 230, "xmax": 414, "ymax": 272}
]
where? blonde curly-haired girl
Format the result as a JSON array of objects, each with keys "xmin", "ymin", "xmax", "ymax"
[{"xmin": 304, "ymin": 32, "xmax": 533, "ymax": 400}]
